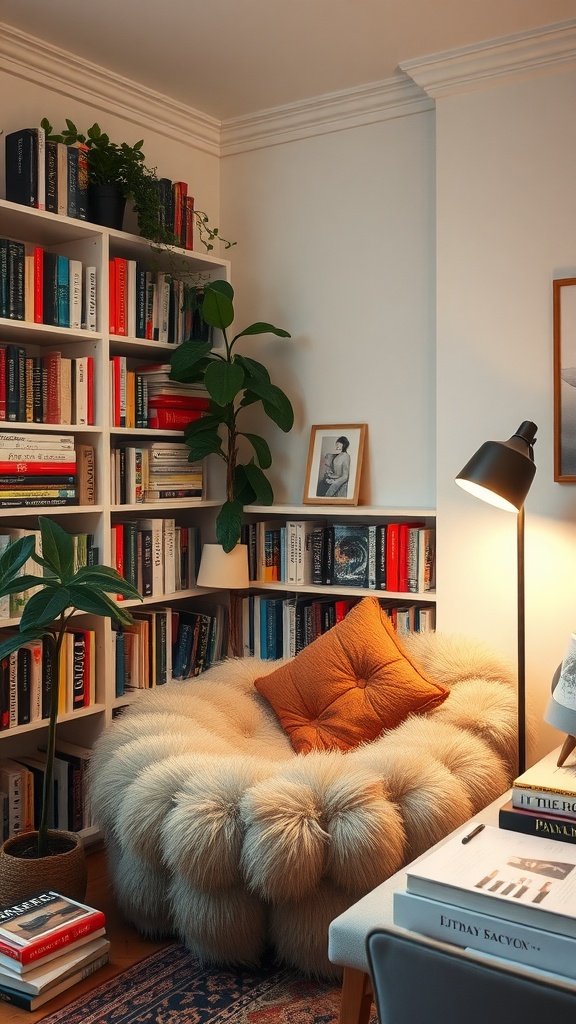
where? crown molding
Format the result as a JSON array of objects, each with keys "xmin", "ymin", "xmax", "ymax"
[
  {"xmin": 0, "ymin": 23, "xmax": 220, "ymax": 156},
  {"xmin": 399, "ymin": 19, "xmax": 576, "ymax": 98},
  {"xmin": 219, "ymin": 77, "xmax": 433, "ymax": 156}
]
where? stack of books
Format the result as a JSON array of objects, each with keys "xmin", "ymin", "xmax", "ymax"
[
  {"xmin": 393, "ymin": 822, "xmax": 576, "ymax": 981},
  {"xmin": 498, "ymin": 746, "xmax": 576, "ymax": 846},
  {"xmin": 0, "ymin": 890, "xmax": 108, "ymax": 1011},
  {"xmin": 135, "ymin": 364, "xmax": 210, "ymax": 431},
  {"xmin": 144, "ymin": 442, "xmax": 203, "ymax": 503},
  {"xmin": 0, "ymin": 432, "xmax": 78, "ymax": 509}
]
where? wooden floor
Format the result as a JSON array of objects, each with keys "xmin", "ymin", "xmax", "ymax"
[{"xmin": 0, "ymin": 844, "xmax": 171, "ymax": 1023}]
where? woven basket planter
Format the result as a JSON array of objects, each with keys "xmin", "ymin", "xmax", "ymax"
[{"xmin": 0, "ymin": 831, "xmax": 87, "ymax": 906}]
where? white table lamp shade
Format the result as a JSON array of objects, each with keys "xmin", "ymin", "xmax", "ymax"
[{"xmin": 196, "ymin": 543, "xmax": 249, "ymax": 590}]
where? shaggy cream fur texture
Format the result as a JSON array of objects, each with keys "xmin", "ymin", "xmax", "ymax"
[{"xmin": 88, "ymin": 633, "xmax": 517, "ymax": 977}]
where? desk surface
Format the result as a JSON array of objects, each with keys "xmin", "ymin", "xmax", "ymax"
[{"xmin": 328, "ymin": 791, "xmax": 506, "ymax": 973}]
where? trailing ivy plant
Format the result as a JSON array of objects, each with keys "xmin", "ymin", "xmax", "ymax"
[
  {"xmin": 169, "ymin": 280, "xmax": 293, "ymax": 552},
  {"xmin": 40, "ymin": 118, "xmax": 235, "ymax": 250},
  {"xmin": 0, "ymin": 517, "xmax": 141, "ymax": 858}
]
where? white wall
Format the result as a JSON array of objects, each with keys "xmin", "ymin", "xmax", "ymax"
[
  {"xmin": 220, "ymin": 113, "xmax": 436, "ymax": 507},
  {"xmin": 435, "ymin": 68, "xmax": 576, "ymax": 764}
]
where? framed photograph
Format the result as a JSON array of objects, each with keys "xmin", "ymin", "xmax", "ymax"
[
  {"xmin": 303, "ymin": 424, "xmax": 367, "ymax": 505},
  {"xmin": 554, "ymin": 278, "xmax": 576, "ymax": 482}
]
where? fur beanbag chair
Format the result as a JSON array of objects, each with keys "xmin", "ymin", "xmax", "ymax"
[{"xmin": 88, "ymin": 622, "xmax": 517, "ymax": 977}]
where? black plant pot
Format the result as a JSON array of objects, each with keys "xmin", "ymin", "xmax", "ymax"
[{"xmin": 88, "ymin": 184, "xmax": 126, "ymax": 230}]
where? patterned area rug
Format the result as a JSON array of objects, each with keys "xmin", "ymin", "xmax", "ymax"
[{"xmin": 38, "ymin": 944, "xmax": 378, "ymax": 1024}]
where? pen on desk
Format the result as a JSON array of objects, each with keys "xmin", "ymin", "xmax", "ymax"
[{"xmin": 461, "ymin": 823, "xmax": 485, "ymax": 844}]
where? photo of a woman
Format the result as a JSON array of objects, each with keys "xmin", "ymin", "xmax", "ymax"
[
  {"xmin": 317, "ymin": 436, "xmax": 351, "ymax": 497},
  {"xmin": 303, "ymin": 424, "xmax": 367, "ymax": 506}
]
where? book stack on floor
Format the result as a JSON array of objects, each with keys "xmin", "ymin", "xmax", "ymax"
[
  {"xmin": 393, "ymin": 821, "xmax": 576, "ymax": 982},
  {"xmin": 498, "ymin": 746, "xmax": 576, "ymax": 846},
  {"xmin": 0, "ymin": 890, "xmax": 108, "ymax": 1011}
]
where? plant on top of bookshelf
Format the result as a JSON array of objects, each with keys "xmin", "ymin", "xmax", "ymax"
[
  {"xmin": 169, "ymin": 280, "xmax": 293, "ymax": 552},
  {"xmin": 40, "ymin": 118, "xmax": 235, "ymax": 250},
  {"xmin": 0, "ymin": 517, "xmax": 141, "ymax": 864}
]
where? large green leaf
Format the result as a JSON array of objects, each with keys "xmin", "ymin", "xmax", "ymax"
[
  {"xmin": 201, "ymin": 284, "xmax": 234, "ymax": 330},
  {"xmin": 243, "ymin": 462, "xmax": 274, "ymax": 504},
  {"xmin": 20, "ymin": 587, "xmax": 71, "ymax": 630},
  {"xmin": 169, "ymin": 341, "xmax": 212, "ymax": 381},
  {"xmin": 241, "ymin": 433, "xmax": 272, "ymax": 469},
  {"xmin": 233, "ymin": 322, "xmax": 291, "ymax": 341},
  {"xmin": 0, "ymin": 629, "xmax": 48, "ymax": 660},
  {"xmin": 185, "ymin": 429, "xmax": 225, "ymax": 460},
  {"xmin": 66, "ymin": 586, "xmax": 133, "ymax": 621},
  {"xmin": 233, "ymin": 465, "xmax": 257, "ymax": 506},
  {"xmin": 39, "ymin": 517, "xmax": 74, "ymax": 578},
  {"xmin": 183, "ymin": 413, "xmax": 224, "ymax": 439},
  {"xmin": 205, "ymin": 360, "xmax": 245, "ymax": 406},
  {"xmin": 215, "ymin": 500, "xmax": 244, "ymax": 552},
  {"xmin": 0, "ymin": 574, "xmax": 46, "ymax": 598},
  {"xmin": 72, "ymin": 567, "xmax": 142, "ymax": 600},
  {"xmin": 0, "ymin": 535, "xmax": 35, "ymax": 587},
  {"xmin": 234, "ymin": 356, "xmax": 271, "ymax": 383},
  {"xmin": 246, "ymin": 380, "xmax": 294, "ymax": 431}
]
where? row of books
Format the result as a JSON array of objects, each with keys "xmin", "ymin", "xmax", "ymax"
[
  {"xmin": 114, "ymin": 603, "xmax": 228, "ymax": 692},
  {"xmin": 6, "ymin": 126, "xmax": 89, "ymax": 225},
  {"xmin": 0, "ymin": 741, "xmax": 93, "ymax": 839},
  {"xmin": 0, "ymin": 627, "xmax": 96, "ymax": 729},
  {"xmin": 0, "ymin": 239, "xmax": 97, "ymax": 330},
  {"xmin": 243, "ymin": 519, "xmax": 436, "ymax": 593},
  {"xmin": 0, "ymin": 889, "xmax": 108, "ymax": 1011},
  {"xmin": 393, "ymin": 746, "xmax": 576, "ymax": 985},
  {"xmin": 111, "ymin": 444, "xmax": 203, "ymax": 505},
  {"xmin": 0, "ymin": 345, "xmax": 94, "ymax": 426},
  {"xmin": 0, "ymin": 438, "xmax": 96, "ymax": 510},
  {"xmin": 109, "ymin": 260, "xmax": 210, "ymax": 343},
  {"xmin": 109, "ymin": 359, "xmax": 209, "ymax": 430},
  {"xmin": 0, "ymin": 524, "xmax": 98, "ymax": 619},
  {"xmin": 156, "ymin": 178, "xmax": 196, "ymax": 250},
  {"xmin": 112, "ymin": 519, "xmax": 200, "ymax": 598},
  {"xmin": 238, "ymin": 593, "xmax": 436, "ymax": 661}
]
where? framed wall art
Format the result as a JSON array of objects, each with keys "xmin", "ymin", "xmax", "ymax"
[
  {"xmin": 303, "ymin": 424, "xmax": 367, "ymax": 505},
  {"xmin": 554, "ymin": 278, "xmax": 576, "ymax": 482}
]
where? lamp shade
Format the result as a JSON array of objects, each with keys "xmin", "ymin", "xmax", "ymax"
[
  {"xmin": 455, "ymin": 421, "xmax": 537, "ymax": 512},
  {"xmin": 196, "ymin": 543, "xmax": 249, "ymax": 590}
]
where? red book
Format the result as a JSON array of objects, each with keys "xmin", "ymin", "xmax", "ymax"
[
  {"xmin": 385, "ymin": 523, "xmax": 400, "ymax": 592},
  {"xmin": 33, "ymin": 246, "xmax": 43, "ymax": 324},
  {"xmin": 147, "ymin": 395, "xmax": 210, "ymax": 411},
  {"xmin": 147, "ymin": 408, "xmax": 204, "ymax": 430},
  {"xmin": 112, "ymin": 523, "xmax": 124, "ymax": 583},
  {"xmin": 86, "ymin": 355, "xmax": 94, "ymax": 425},
  {"xmin": 0, "ymin": 891, "xmax": 105, "ymax": 966},
  {"xmin": 398, "ymin": 520, "xmax": 425, "ymax": 592},
  {"xmin": 184, "ymin": 195, "xmax": 195, "ymax": 250},
  {"xmin": 0, "ymin": 345, "xmax": 6, "ymax": 421},
  {"xmin": 0, "ymin": 461, "xmax": 77, "ymax": 474},
  {"xmin": 108, "ymin": 258, "xmax": 116, "ymax": 335},
  {"xmin": 43, "ymin": 350, "xmax": 61, "ymax": 424},
  {"xmin": 172, "ymin": 181, "xmax": 187, "ymax": 244},
  {"xmin": 114, "ymin": 257, "xmax": 127, "ymax": 336},
  {"xmin": 111, "ymin": 356, "xmax": 121, "ymax": 427}
]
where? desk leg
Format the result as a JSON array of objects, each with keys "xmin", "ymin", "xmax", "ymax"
[{"xmin": 339, "ymin": 966, "xmax": 373, "ymax": 1024}]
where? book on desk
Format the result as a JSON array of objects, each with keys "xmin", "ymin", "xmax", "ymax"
[{"xmin": 394, "ymin": 823, "xmax": 576, "ymax": 979}]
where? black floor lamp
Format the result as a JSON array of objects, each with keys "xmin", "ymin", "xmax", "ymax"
[{"xmin": 455, "ymin": 421, "xmax": 538, "ymax": 775}]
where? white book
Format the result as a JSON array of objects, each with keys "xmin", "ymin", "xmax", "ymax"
[
  {"xmin": 0, "ymin": 433, "xmax": 75, "ymax": 448},
  {"xmin": 60, "ymin": 356, "xmax": 72, "ymax": 425},
  {"xmin": 512, "ymin": 747, "xmax": 576, "ymax": 818},
  {"xmin": 0, "ymin": 936, "xmax": 110, "ymax": 996},
  {"xmin": 163, "ymin": 518, "xmax": 176, "ymax": 595},
  {"xmin": 84, "ymin": 266, "xmax": 97, "ymax": 331},
  {"xmin": 406, "ymin": 822, "xmax": 576, "ymax": 940},
  {"xmin": 394, "ymin": 888, "xmax": 576, "ymax": 981},
  {"xmin": 139, "ymin": 519, "xmax": 164, "ymax": 596},
  {"xmin": 73, "ymin": 356, "xmax": 89, "ymax": 426},
  {"xmin": 69, "ymin": 259, "xmax": 83, "ymax": 329}
]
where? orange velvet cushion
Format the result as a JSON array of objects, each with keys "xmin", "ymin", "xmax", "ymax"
[{"xmin": 254, "ymin": 597, "xmax": 448, "ymax": 754}]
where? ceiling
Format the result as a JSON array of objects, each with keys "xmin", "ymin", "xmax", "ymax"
[{"xmin": 3, "ymin": 0, "xmax": 576, "ymax": 121}]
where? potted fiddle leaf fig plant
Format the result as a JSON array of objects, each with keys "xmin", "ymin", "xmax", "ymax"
[
  {"xmin": 0, "ymin": 517, "xmax": 141, "ymax": 901},
  {"xmin": 169, "ymin": 280, "xmax": 293, "ymax": 552}
]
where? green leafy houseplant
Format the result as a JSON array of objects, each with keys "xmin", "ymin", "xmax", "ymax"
[
  {"xmin": 0, "ymin": 517, "xmax": 141, "ymax": 859},
  {"xmin": 169, "ymin": 281, "xmax": 293, "ymax": 552},
  {"xmin": 40, "ymin": 118, "xmax": 234, "ymax": 250}
]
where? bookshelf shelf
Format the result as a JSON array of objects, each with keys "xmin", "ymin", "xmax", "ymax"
[{"xmin": 0, "ymin": 196, "xmax": 231, "ymax": 841}]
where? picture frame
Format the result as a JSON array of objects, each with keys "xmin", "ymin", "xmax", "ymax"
[
  {"xmin": 553, "ymin": 278, "xmax": 576, "ymax": 482},
  {"xmin": 303, "ymin": 424, "xmax": 367, "ymax": 505}
]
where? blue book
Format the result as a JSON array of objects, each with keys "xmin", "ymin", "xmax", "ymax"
[
  {"xmin": 57, "ymin": 254, "xmax": 70, "ymax": 327},
  {"xmin": 115, "ymin": 629, "xmax": 125, "ymax": 697}
]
